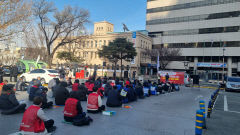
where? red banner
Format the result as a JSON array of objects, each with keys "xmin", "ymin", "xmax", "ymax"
[{"xmin": 158, "ymin": 71, "xmax": 185, "ymax": 84}]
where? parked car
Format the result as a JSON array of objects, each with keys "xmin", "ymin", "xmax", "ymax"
[
  {"xmin": 20, "ymin": 69, "xmax": 59, "ymax": 84},
  {"xmin": 225, "ymin": 77, "xmax": 240, "ymax": 92},
  {"xmin": 2, "ymin": 66, "xmax": 11, "ymax": 76}
]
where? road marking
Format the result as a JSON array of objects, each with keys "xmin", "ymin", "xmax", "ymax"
[
  {"xmin": 228, "ymin": 110, "xmax": 240, "ymax": 114},
  {"xmin": 224, "ymin": 95, "xmax": 228, "ymax": 111},
  {"xmin": 195, "ymin": 95, "xmax": 203, "ymax": 100}
]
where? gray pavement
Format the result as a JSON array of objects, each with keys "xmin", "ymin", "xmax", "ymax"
[
  {"xmin": 203, "ymin": 91, "xmax": 240, "ymax": 135},
  {"xmin": 0, "ymin": 86, "xmax": 213, "ymax": 135}
]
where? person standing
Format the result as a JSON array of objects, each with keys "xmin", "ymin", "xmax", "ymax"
[
  {"xmin": 0, "ymin": 64, "xmax": 3, "ymax": 83},
  {"xmin": 12, "ymin": 64, "xmax": 18, "ymax": 82},
  {"xmin": 10, "ymin": 65, "xmax": 14, "ymax": 82},
  {"xmin": 165, "ymin": 73, "xmax": 169, "ymax": 82}
]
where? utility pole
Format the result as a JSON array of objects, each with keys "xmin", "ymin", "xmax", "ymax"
[{"xmin": 222, "ymin": 42, "xmax": 225, "ymax": 83}]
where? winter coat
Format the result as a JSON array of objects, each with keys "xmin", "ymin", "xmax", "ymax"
[
  {"xmin": 0, "ymin": 92, "xmax": 19, "ymax": 110},
  {"xmin": 29, "ymin": 86, "xmax": 47, "ymax": 103},
  {"xmin": 127, "ymin": 87, "xmax": 138, "ymax": 102},
  {"xmin": 135, "ymin": 84, "xmax": 144, "ymax": 99},
  {"xmin": 77, "ymin": 85, "xmax": 88, "ymax": 101},
  {"xmin": 55, "ymin": 85, "xmax": 70, "ymax": 105},
  {"xmin": 106, "ymin": 89, "xmax": 122, "ymax": 107},
  {"xmin": 12, "ymin": 66, "xmax": 18, "ymax": 75},
  {"xmin": 104, "ymin": 83, "xmax": 112, "ymax": 97}
]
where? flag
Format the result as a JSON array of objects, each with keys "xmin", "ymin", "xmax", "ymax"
[
  {"xmin": 36, "ymin": 55, "xmax": 40, "ymax": 64},
  {"xmin": 157, "ymin": 53, "xmax": 160, "ymax": 71}
]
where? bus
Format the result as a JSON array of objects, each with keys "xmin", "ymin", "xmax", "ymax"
[{"xmin": 16, "ymin": 59, "xmax": 48, "ymax": 73}]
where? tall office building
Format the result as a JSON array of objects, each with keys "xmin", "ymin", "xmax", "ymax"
[{"xmin": 146, "ymin": 0, "xmax": 240, "ymax": 80}]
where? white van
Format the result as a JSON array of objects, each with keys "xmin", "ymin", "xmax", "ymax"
[{"xmin": 226, "ymin": 77, "xmax": 240, "ymax": 92}]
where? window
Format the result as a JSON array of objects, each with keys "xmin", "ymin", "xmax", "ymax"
[
  {"xmin": 99, "ymin": 40, "xmax": 102, "ymax": 47},
  {"xmin": 104, "ymin": 40, "xmax": 106, "ymax": 46},
  {"xmin": 87, "ymin": 41, "xmax": 89, "ymax": 48},
  {"xmin": 83, "ymin": 41, "xmax": 85, "ymax": 48},
  {"xmin": 91, "ymin": 52, "xmax": 93, "ymax": 59},
  {"xmin": 95, "ymin": 40, "xmax": 98, "ymax": 47},
  {"xmin": 91, "ymin": 41, "xmax": 93, "ymax": 48},
  {"xmin": 95, "ymin": 52, "xmax": 97, "ymax": 58},
  {"xmin": 48, "ymin": 70, "xmax": 57, "ymax": 73},
  {"xmin": 147, "ymin": 0, "xmax": 240, "ymax": 13}
]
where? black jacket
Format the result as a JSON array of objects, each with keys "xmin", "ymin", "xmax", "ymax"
[
  {"xmin": 29, "ymin": 86, "xmax": 48, "ymax": 103},
  {"xmin": 12, "ymin": 66, "xmax": 18, "ymax": 75},
  {"xmin": 55, "ymin": 85, "xmax": 70, "ymax": 105},
  {"xmin": 106, "ymin": 89, "xmax": 122, "ymax": 107},
  {"xmin": 104, "ymin": 83, "xmax": 112, "ymax": 97},
  {"xmin": 77, "ymin": 85, "xmax": 88, "ymax": 101},
  {"xmin": 127, "ymin": 87, "xmax": 138, "ymax": 102},
  {"xmin": 0, "ymin": 93, "xmax": 19, "ymax": 110},
  {"xmin": 135, "ymin": 84, "xmax": 144, "ymax": 99}
]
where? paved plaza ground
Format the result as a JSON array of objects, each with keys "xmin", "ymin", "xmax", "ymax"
[{"xmin": 0, "ymin": 86, "xmax": 213, "ymax": 135}]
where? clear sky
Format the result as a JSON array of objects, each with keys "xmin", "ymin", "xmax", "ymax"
[{"xmin": 53, "ymin": 0, "xmax": 147, "ymax": 33}]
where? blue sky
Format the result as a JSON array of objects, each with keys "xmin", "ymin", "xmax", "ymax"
[{"xmin": 54, "ymin": 0, "xmax": 147, "ymax": 33}]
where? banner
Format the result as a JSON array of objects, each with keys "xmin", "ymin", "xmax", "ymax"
[
  {"xmin": 197, "ymin": 63, "xmax": 227, "ymax": 68},
  {"xmin": 158, "ymin": 71, "xmax": 185, "ymax": 84}
]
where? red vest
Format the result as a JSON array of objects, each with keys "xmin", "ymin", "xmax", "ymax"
[
  {"xmin": 72, "ymin": 83, "xmax": 79, "ymax": 91},
  {"xmin": 87, "ymin": 93, "xmax": 99, "ymax": 110},
  {"xmin": 88, "ymin": 83, "xmax": 94, "ymax": 92},
  {"xmin": 97, "ymin": 87, "xmax": 104, "ymax": 97},
  {"xmin": 19, "ymin": 105, "xmax": 45, "ymax": 133},
  {"xmin": 64, "ymin": 98, "xmax": 78, "ymax": 117}
]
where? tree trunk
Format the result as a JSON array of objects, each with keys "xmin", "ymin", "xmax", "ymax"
[
  {"xmin": 114, "ymin": 61, "xmax": 117, "ymax": 80},
  {"xmin": 47, "ymin": 55, "xmax": 53, "ymax": 69}
]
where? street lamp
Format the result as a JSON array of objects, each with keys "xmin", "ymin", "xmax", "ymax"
[{"xmin": 183, "ymin": 61, "xmax": 189, "ymax": 72}]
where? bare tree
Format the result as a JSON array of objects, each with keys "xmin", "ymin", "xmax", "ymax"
[
  {"xmin": 23, "ymin": 23, "xmax": 48, "ymax": 62},
  {"xmin": 33, "ymin": 0, "xmax": 89, "ymax": 68},
  {"xmin": 149, "ymin": 47, "xmax": 182, "ymax": 70},
  {"xmin": 0, "ymin": 0, "xmax": 32, "ymax": 41}
]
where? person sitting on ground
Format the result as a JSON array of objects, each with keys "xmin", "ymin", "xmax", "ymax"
[
  {"xmin": 36, "ymin": 77, "xmax": 42, "ymax": 86},
  {"xmin": 51, "ymin": 78, "xmax": 60, "ymax": 97},
  {"xmin": 106, "ymin": 86, "xmax": 122, "ymax": 107},
  {"xmin": 104, "ymin": 82, "xmax": 112, "ymax": 97},
  {"xmin": 127, "ymin": 84, "xmax": 138, "ymax": 102},
  {"xmin": 27, "ymin": 78, "xmax": 36, "ymax": 94},
  {"xmin": 55, "ymin": 81, "xmax": 70, "ymax": 105},
  {"xmin": 0, "ymin": 84, "xmax": 26, "ymax": 115},
  {"xmin": 16, "ymin": 77, "xmax": 26, "ymax": 91},
  {"xmin": 0, "ymin": 80, "xmax": 8, "ymax": 95},
  {"xmin": 77, "ymin": 83, "xmax": 88, "ymax": 101},
  {"xmin": 135, "ymin": 80, "xmax": 144, "ymax": 99},
  {"xmin": 66, "ymin": 77, "xmax": 73, "ymax": 86},
  {"xmin": 64, "ymin": 91, "xmax": 92, "ymax": 126},
  {"xmin": 72, "ymin": 79, "xmax": 80, "ymax": 91},
  {"xmin": 20, "ymin": 97, "xmax": 56, "ymax": 134},
  {"xmin": 29, "ymin": 81, "xmax": 53, "ymax": 109},
  {"xmin": 87, "ymin": 87, "xmax": 105, "ymax": 113}
]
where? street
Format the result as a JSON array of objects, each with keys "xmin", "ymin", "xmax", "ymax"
[
  {"xmin": 203, "ymin": 91, "xmax": 240, "ymax": 135},
  {"xmin": 0, "ymin": 86, "xmax": 213, "ymax": 135}
]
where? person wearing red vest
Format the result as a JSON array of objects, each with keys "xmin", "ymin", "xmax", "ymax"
[
  {"xmin": 72, "ymin": 79, "xmax": 80, "ymax": 91},
  {"xmin": 87, "ymin": 87, "xmax": 105, "ymax": 113},
  {"xmin": 20, "ymin": 96, "xmax": 56, "ymax": 134},
  {"xmin": 64, "ymin": 91, "xmax": 92, "ymax": 126}
]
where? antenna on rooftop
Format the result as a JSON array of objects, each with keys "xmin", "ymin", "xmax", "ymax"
[{"xmin": 122, "ymin": 23, "xmax": 130, "ymax": 32}]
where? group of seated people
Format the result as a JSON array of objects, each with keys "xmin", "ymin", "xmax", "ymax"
[{"xmin": 0, "ymin": 75, "xmax": 180, "ymax": 135}]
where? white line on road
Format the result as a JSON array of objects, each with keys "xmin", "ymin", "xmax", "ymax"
[{"xmin": 224, "ymin": 95, "xmax": 228, "ymax": 111}]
